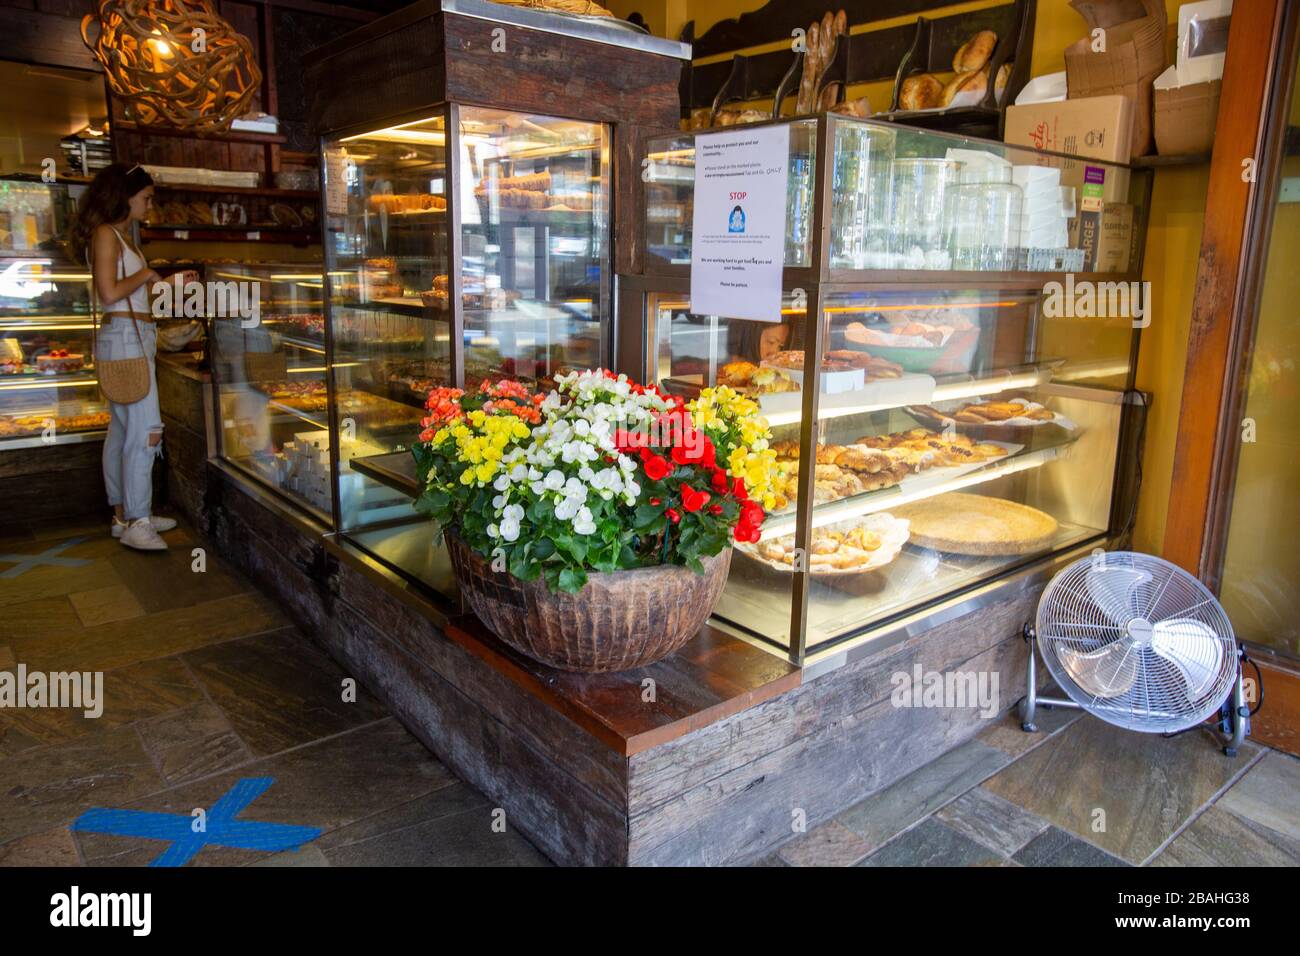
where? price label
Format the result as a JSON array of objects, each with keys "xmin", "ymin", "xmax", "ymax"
[{"xmin": 246, "ymin": 231, "xmax": 261, "ymax": 240}]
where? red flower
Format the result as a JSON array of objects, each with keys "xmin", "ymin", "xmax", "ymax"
[
  {"xmin": 649, "ymin": 497, "xmax": 661, "ymax": 506},
  {"xmin": 740, "ymin": 499, "xmax": 765, "ymax": 525},
  {"xmin": 665, "ymin": 507, "xmax": 681, "ymax": 524},
  {"xmin": 681, "ymin": 485, "xmax": 710, "ymax": 513},
  {"xmin": 710, "ymin": 470, "xmax": 730, "ymax": 494},
  {"xmin": 642, "ymin": 454, "xmax": 671, "ymax": 481},
  {"xmin": 708, "ymin": 503, "xmax": 723, "ymax": 516},
  {"xmin": 733, "ymin": 521, "xmax": 761, "ymax": 544},
  {"xmin": 732, "ymin": 476, "xmax": 749, "ymax": 500}
]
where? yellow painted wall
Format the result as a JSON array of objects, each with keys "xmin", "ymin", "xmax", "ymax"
[{"xmin": 609, "ymin": 0, "xmax": 1218, "ymax": 556}]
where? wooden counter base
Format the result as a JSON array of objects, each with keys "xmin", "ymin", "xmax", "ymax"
[{"xmin": 158, "ymin": 365, "xmax": 1039, "ymax": 864}]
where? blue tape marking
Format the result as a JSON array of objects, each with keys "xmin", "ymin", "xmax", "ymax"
[
  {"xmin": 0, "ymin": 538, "xmax": 92, "ymax": 579},
  {"xmin": 70, "ymin": 777, "xmax": 322, "ymax": 867}
]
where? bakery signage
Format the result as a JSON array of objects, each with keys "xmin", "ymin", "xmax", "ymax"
[{"xmin": 690, "ymin": 124, "xmax": 790, "ymax": 323}]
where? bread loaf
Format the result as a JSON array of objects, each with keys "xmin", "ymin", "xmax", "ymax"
[
  {"xmin": 901, "ymin": 73, "xmax": 943, "ymax": 110},
  {"xmin": 953, "ymin": 30, "xmax": 997, "ymax": 73}
]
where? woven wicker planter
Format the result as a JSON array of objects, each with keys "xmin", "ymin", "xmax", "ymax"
[{"xmin": 445, "ymin": 531, "xmax": 732, "ymax": 673}]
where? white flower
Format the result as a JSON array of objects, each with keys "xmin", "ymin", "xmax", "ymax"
[
  {"xmin": 543, "ymin": 470, "xmax": 565, "ymax": 492},
  {"xmin": 573, "ymin": 507, "xmax": 597, "ymax": 535},
  {"xmin": 503, "ymin": 504, "xmax": 525, "ymax": 523},
  {"xmin": 487, "ymin": 523, "xmax": 500, "ymax": 539},
  {"xmin": 555, "ymin": 497, "xmax": 580, "ymax": 521},
  {"xmin": 493, "ymin": 475, "xmax": 510, "ymax": 492},
  {"xmin": 492, "ymin": 494, "xmax": 506, "ymax": 510},
  {"xmin": 499, "ymin": 518, "xmax": 520, "ymax": 542},
  {"xmin": 510, "ymin": 464, "xmax": 528, "ymax": 481}
]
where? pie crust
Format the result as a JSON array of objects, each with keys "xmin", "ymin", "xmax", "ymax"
[{"xmin": 891, "ymin": 492, "xmax": 1058, "ymax": 556}]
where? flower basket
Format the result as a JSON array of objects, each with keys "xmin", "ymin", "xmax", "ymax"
[
  {"xmin": 412, "ymin": 371, "xmax": 781, "ymax": 673},
  {"xmin": 446, "ymin": 530, "xmax": 731, "ymax": 672}
]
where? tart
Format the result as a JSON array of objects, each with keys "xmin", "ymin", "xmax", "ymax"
[{"xmin": 890, "ymin": 492, "xmax": 1057, "ymax": 556}]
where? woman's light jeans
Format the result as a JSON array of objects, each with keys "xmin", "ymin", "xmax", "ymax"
[{"xmin": 98, "ymin": 315, "xmax": 163, "ymax": 522}]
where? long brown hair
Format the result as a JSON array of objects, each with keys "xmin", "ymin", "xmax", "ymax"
[{"xmin": 68, "ymin": 163, "xmax": 154, "ymax": 262}]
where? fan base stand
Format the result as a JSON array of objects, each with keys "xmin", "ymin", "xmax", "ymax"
[{"xmin": 1018, "ymin": 625, "xmax": 1249, "ymax": 755}]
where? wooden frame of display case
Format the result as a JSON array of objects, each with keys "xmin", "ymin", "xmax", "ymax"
[{"xmin": 618, "ymin": 111, "xmax": 1155, "ymax": 666}]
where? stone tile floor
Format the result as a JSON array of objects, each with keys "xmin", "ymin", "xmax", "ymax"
[{"xmin": 3, "ymin": 513, "xmax": 1298, "ymax": 867}]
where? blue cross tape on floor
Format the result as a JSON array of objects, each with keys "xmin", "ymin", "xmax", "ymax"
[
  {"xmin": 0, "ymin": 538, "xmax": 92, "ymax": 579},
  {"xmin": 71, "ymin": 777, "xmax": 322, "ymax": 867}
]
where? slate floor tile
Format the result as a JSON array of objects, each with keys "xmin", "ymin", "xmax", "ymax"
[
  {"xmin": 936, "ymin": 786, "xmax": 1051, "ymax": 856},
  {"xmin": 1013, "ymin": 826, "xmax": 1129, "ymax": 867},
  {"xmin": 982, "ymin": 716, "xmax": 1257, "ymax": 864},
  {"xmin": 1150, "ymin": 805, "xmax": 1300, "ymax": 867},
  {"xmin": 0, "ymin": 657, "xmax": 202, "ymax": 756},
  {"xmin": 68, "ymin": 584, "xmax": 145, "ymax": 627},
  {"xmin": 0, "ymin": 724, "xmax": 166, "ymax": 845},
  {"xmin": 75, "ymin": 718, "xmax": 456, "ymax": 866},
  {"xmin": 837, "ymin": 739, "xmax": 1011, "ymax": 852},
  {"xmin": 11, "ymin": 591, "xmax": 287, "ymax": 673},
  {"xmin": 1215, "ymin": 750, "xmax": 1300, "ymax": 843},
  {"xmin": 778, "ymin": 820, "xmax": 872, "ymax": 867},
  {"xmin": 859, "ymin": 818, "xmax": 1006, "ymax": 867},
  {"xmin": 320, "ymin": 784, "xmax": 549, "ymax": 867},
  {"xmin": 182, "ymin": 628, "xmax": 388, "ymax": 757},
  {"xmin": 0, "ymin": 826, "xmax": 81, "ymax": 867},
  {"xmin": 977, "ymin": 703, "xmax": 1081, "ymax": 757}
]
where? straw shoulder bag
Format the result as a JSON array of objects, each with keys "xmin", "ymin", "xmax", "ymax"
[{"xmin": 90, "ymin": 244, "xmax": 152, "ymax": 405}]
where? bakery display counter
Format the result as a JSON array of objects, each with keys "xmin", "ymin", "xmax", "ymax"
[
  {"xmin": 621, "ymin": 113, "xmax": 1151, "ymax": 664},
  {"xmin": 0, "ymin": 251, "xmax": 107, "ymax": 449}
]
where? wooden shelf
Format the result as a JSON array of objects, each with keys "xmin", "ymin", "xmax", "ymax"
[
  {"xmin": 154, "ymin": 183, "xmax": 319, "ymax": 199},
  {"xmin": 1131, "ymin": 152, "xmax": 1212, "ymax": 168},
  {"xmin": 113, "ymin": 121, "xmax": 287, "ymax": 145},
  {"xmin": 141, "ymin": 226, "xmax": 318, "ymax": 244}
]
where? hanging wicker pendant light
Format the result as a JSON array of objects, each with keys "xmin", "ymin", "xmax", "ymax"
[{"xmin": 81, "ymin": 0, "xmax": 263, "ymax": 133}]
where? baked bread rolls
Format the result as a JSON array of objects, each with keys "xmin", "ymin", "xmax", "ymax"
[
  {"xmin": 901, "ymin": 73, "xmax": 943, "ymax": 110},
  {"xmin": 953, "ymin": 30, "xmax": 997, "ymax": 73}
]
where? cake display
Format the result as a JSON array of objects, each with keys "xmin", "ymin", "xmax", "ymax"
[{"xmin": 35, "ymin": 349, "xmax": 85, "ymax": 374}]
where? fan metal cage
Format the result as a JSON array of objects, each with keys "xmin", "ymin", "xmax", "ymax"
[{"xmin": 1035, "ymin": 551, "xmax": 1238, "ymax": 733}]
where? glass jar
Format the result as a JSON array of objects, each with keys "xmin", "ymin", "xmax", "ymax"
[
  {"xmin": 889, "ymin": 158, "xmax": 963, "ymax": 270},
  {"xmin": 830, "ymin": 124, "xmax": 896, "ymax": 269},
  {"xmin": 951, "ymin": 181, "xmax": 1024, "ymax": 272}
]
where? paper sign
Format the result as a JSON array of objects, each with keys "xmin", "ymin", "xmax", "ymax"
[{"xmin": 689, "ymin": 124, "xmax": 790, "ymax": 323}]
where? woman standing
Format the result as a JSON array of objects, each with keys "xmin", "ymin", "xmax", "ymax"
[{"xmin": 70, "ymin": 164, "xmax": 191, "ymax": 551}]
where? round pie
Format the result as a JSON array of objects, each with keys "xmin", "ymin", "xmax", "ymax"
[{"xmin": 891, "ymin": 492, "xmax": 1057, "ymax": 556}]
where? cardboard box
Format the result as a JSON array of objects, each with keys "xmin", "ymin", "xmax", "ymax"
[
  {"xmin": 1063, "ymin": 0, "xmax": 1169, "ymax": 158},
  {"xmin": 1071, "ymin": 201, "xmax": 1135, "ymax": 272},
  {"xmin": 1004, "ymin": 95, "xmax": 1134, "ymax": 202},
  {"xmin": 1154, "ymin": 79, "xmax": 1221, "ymax": 155}
]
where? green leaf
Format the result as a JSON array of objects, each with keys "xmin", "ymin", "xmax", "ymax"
[
  {"xmin": 557, "ymin": 567, "xmax": 588, "ymax": 593},
  {"xmin": 532, "ymin": 537, "xmax": 556, "ymax": 560}
]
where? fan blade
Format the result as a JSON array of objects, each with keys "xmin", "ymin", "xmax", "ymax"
[
  {"xmin": 1151, "ymin": 619, "xmax": 1223, "ymax": 700},
  {"xmin": 1085, "ymin": 565, "xmax": 1152, "ymax": 626},
  {"xmin": 1057, "ymin": 637, "xmax": 1140, "ymax": 698}
]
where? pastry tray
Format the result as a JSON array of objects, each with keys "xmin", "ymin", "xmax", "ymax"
[{"xmin": 735, "ymin": 513, "xmax": 911, "ymax": 576}]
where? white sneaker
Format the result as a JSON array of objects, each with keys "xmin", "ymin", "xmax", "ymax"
[
  {"xmin": 119, "ymin": 518, "xmax": 169, "ymax": 551},
  {"xmin": 112, "ymin": 515, "xmax": 177, "ymax": 538}
]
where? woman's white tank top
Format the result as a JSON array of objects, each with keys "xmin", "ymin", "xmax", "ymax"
[{"xmin": 102, "ymin": 227, "xmax": 151, "ymax": 315}]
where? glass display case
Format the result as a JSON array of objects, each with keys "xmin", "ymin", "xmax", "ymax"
[
  {"xmin": 313, "ymin": 106, "xmax": 614, "ymax": 590},
  {"xmin": 210, "ymin": 262, "xmax": 335, "ymax": 519},
  {"xmin": 0, "ymin": 178, "xmax": 108, "ymax": 448},
  {"xmin": 624, "ymin": 114, "xmax": 1154, "ymax": 663}
]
